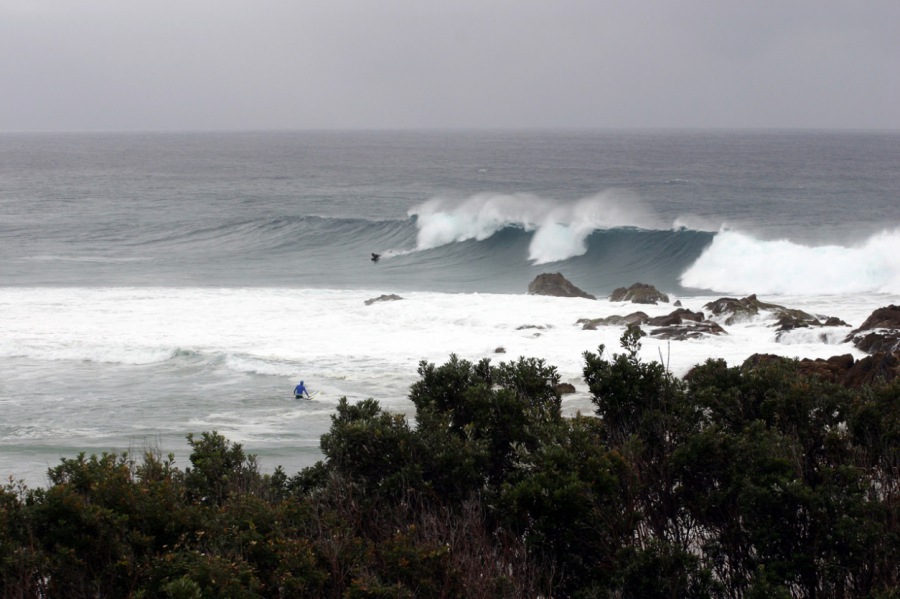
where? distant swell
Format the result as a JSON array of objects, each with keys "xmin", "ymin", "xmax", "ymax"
[
  {"xmin": 27, "ymin": 197, "xmax": 898, "ymax": 296},
  {"xmin": 681, "ymin": 228, "xmax": 900, "ymax": 295}
]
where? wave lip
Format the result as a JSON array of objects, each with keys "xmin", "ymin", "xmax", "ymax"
[
  {"xmin": 680, "ymin": 228, "xmax": 900, "ymax": 295},
  {"xmin": 408, "ymin": 191, "xmax": 664, "ymax": 264}
]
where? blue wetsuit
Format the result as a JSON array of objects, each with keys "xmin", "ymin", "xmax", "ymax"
[{"xmin": 294, "ymin": 381, "xmax": 310, "ymax": 399}]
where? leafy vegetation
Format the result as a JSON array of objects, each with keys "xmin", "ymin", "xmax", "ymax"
[{"xmin": 2, "ymin": 331, "xmax": 899, "ymax": 597}]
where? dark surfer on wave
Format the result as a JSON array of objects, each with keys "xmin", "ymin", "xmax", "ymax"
[{"xmin": 371, "ymin": 253, "xmax": 380, "ymax": 262}]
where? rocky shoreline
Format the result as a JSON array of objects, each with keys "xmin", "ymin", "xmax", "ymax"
[{"xmin": 528, "ymin": 273, "xmax": 900, "ymax": 386}]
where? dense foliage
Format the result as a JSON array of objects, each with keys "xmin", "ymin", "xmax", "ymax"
[{"xmin": 3, "ymin": 329, "xmax": 900, "ymax": 597}]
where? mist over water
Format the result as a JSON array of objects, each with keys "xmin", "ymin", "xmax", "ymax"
[{"xmin": 1, "ymin": 129, "xmax": 899, "ymax": 487}]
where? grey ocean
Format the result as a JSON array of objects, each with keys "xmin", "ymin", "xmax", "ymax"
[{"xmin": 2, "ymin": 130, "xmax": 899, "ymax": 486}]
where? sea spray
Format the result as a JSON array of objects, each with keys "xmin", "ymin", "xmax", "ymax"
[
  {"xmin": 681, "ymin": 228, "xmax": 900, "ymax": 295},
  {"xmin": 408, "ymin": 191, "xmax": 664, "ymax": 263}
]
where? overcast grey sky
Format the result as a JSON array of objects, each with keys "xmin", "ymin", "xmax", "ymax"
[{"xmin": 2, "ymin": 0, "xmax": 898, "ymax": 131}]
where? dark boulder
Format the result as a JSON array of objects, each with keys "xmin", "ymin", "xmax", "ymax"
[
  {"xmin": 364, "ymin": 294, "xmax": 404, "ymax": 306},
  {"xmin": 555, "ymin": 382, "xmax": 577, "ymax": 395},
  {"xmin": 647, "ymin": 308, "xmax": 705, "ymax": 327},
  {"xmin": 843, "ymin": 352, "xmax": 900, "ymax": 387},
  {"xmin": 845, "ymin": 305, "xmax": 900, "ymax": 354},
  {"xmin": 528, "ymin": 273, "xmax": 596, "ymax": 299},
  {"xmin": 609, "ymin": 283, "xmax": 669, "ymax": 305}
]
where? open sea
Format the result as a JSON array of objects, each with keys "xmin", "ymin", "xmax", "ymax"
[{"xmin": 2, "ymin": 129, "xmax": 899, "ymax": 488}]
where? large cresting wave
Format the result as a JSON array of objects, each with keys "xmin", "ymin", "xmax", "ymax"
[
  {"xmin": 681, "ymin": 228, "xmax": 900, "ymax": 295},
  {"xmin": 408, "ymin": 192, "xmax": 673, "ymax": 264}
]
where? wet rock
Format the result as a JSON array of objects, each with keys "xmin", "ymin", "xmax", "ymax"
[
  {"xmin": 609, "ymin": 282, "xmax": 670, "ymax": 305},
  {"xmin": 577, "ymin": 312, "xmax": 649, "ymax": 330},
  {"xmin": 705, "ymin": 294, "xmax": 795, "ymax": 324},
  {"xmin": 555, "ymin": 382, "xmax": 577, "ymax": 395},
  {"xmin": 845, "ymin": 305, "xmax": 900, "ymax": 354},
  {"xmin": 797, "ymin": 354, "xmax": 855, "ymax": 384},
  {"xmin": 528, "ymin": 273, "xmax": 596, "ymax": 299},
  {"xmin": 650, "ymin": 321, "xmax": 727, "ymax": 340},
  {"xmin": 494, "ymin": 347, "xmax": 506, "ymax": 354},
  {"xmin": 578, "ymin": 308, "xmax": 723, "ymax": 339},
  {"xmin": 773, "ymin": 313, "xmax": 850, "ymax": 343},
  {"xmin": 843, "ymin": 352, "xmax": 900, "ymax": 387},
  {"xmin": 364, "ymin": 294, "xmax": 404, "ymax": 306},
  {"xmin": 704, "ymin": 294, "xmax": 848, "ymax": 338},
  {"xmin": 647, "ymin": 309, "xmax": 705, "ymax": 327}
]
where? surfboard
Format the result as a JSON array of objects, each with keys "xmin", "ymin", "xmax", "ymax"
[{"xmin": 295, "ymin": 390, "xmax": 321, "ymax": 400}]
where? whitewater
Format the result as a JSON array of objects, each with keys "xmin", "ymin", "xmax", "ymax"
[{"xmin": 1, "ymin": 129, "xmax": 898, "ymax": 487}]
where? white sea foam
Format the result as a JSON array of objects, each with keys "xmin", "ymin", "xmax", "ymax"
[
  {"xmin": 1, "ymin": 286, "xmax": 897, "ymax": 488},
  {"xmin": 0, "ymin": 287, "xmax": 889, "ymax": 391},
  {"xmin": 408, "ymin": 192, "xmax": 663, "ymax": 264},
  {"xmin": 681, "ymin": 228, "xmax": 900, "ymax": 295}
]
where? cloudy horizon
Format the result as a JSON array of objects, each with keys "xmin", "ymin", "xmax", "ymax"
[{"xmin": 3, "ymin": 0, "xmax": 899, "ymax": 132}]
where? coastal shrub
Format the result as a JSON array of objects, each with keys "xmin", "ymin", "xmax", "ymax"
[
  {"xmin": 497, "ymin": 415, "xmax": 632, "ymax": 593},
  {"xmin": 4, "ymin": 343, "xmax": 900, "ymax": 597},
  {"xmin": 0, "ymin": 479, "xmax": 44, "ymax": 598},
  {"xmin": 409, "ymin": 354, "xmax": 563, "ymax": 486},
  {"xmin": 184, "ymin": 431, "xmax": 262, "ymax": 506},
  {"xmin": 318, "ymin": 397, "xmax": 426, "ymax": 502}
]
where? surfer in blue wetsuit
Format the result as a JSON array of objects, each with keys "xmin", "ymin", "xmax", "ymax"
[{"xmin": 294, "ymin": 380, "xmax": 310, "ymax": 399}]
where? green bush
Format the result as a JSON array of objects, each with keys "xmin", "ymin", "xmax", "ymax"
[{"xmin": 4, "ymin": 341, "xmax": 900, "ymax": 598}]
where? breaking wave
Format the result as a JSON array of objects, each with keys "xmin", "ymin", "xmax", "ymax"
[
  {"xmin": 408, "ymin": 191, "xmax": 672, "ymax": 264},
  {"xmin": 681, "ymin": 228, "xmax": 900, "ymax": 295}
]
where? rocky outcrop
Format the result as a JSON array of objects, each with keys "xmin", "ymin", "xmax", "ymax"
[
  {"xmin": 646, "ymin": 309, "xmax": 725, "ymax": 340},
  {"xmin": 705, "ymin": 294, "xmax": 803, "ymax": 325},
  {"xmin": 646, "ymin": 308, "xmax": 705, "ymax": 327},
  {"xmin": 528, "ymin": 273, "xmax": 596, "ymax": 299},
  {"xmin": 364, "ymin": 294, "xmax": 404, "ymax": 306},
  {"xmin": 555, "ymin": 382, "xmax": 577, "ymax": 395},
  {"xmin": 842, "ymin": 352, "xmax": 900, "ymax": 387},
  {"xmin": 610, "ymin": 283, "xmax": 669, "ymax": 305},
  {"xmin": 578, "ymin": 312, "xmax": 649, "ymax": 330},
  {"xmin": 740, "ymin": 352, "xmax": 900, "ymax": 388},
  {"xmin": 650, "ymin": 320, "xmax": 727, "ymax": 340},
  {"xmin": 578, "ymin": 307, "xmax": 727, "ymax": 340},
  {"xmin": 704, "ymin": 294, "xmax": 848, "ymax": 339},
  {"xmin": 845, "ymin": 305, "xmax": 900, "ymax": 354}
]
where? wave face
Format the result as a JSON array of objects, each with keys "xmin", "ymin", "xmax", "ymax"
[
  {"xmin": 10, "ymin": 200, "xmax": 900, "ymax": 296},
  {"xmin": 3, "ymin": 131, "xmax": 899, "ymax": 297}
]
